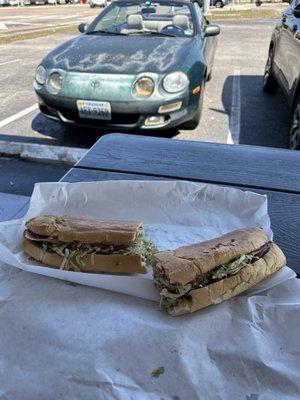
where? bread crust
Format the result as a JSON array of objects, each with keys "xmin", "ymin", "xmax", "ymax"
[
  {"xmin": 22, "ymin": 237, "xmax": 146, "ymax": 274},
  {"xmin": 25, "ymin": 216, "xmax": 142, "ymax": 246},
  {"xmin": 153, "ymin": 228, "xmax": 269, "ymax": 284},
  {"xmin": 165, "ymin": 242, "xmax": 285, "ymax": 316}
]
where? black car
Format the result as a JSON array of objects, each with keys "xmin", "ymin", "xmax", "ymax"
[
  {"xmin": 192, "ymin": 0, "xmax": 228, "ymax": 8},
  {"xmin": 28, "ymin": 0, "xmax": 46, "ymax": 4},
  {"xmin": 263, "ymin": 0, "xmax": 300, "ymax": 149}
]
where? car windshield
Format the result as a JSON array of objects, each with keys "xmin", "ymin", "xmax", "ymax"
[{"xmin": 88, "ymin": 0, "xmax": 194, "ymax": 37}]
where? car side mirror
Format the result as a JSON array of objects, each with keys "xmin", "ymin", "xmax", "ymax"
[
  {"xmin": 204, "ymin": 24, "xmax": 220, "ymax": 37},
  {"xmin": 78, "ymin": 23, "xmax": 89, "ymax": 33},
  {"xmin": 293, "ymin": 9, "xmax": 300, "ymax": 18}
]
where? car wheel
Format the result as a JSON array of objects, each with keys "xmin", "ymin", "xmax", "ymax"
[
  {"xmin": 263, "ymin": 48, "xmax": 278, "ymax": 94},
  {"xmin": 181, "ymin": 85, "xmax": 205, "ymax": 130},
  {"xmin": 206, "ymin": 70, "xmax": 212, "ymax": 82},
  {"xmin": 289, "ymin": 97, "xmax": 300, "ymax": 150},
  {"xmin": 215, "ymin": 0, "xmax": 223, "ymax": 8}
]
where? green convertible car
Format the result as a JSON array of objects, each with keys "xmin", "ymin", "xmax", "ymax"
[{"xmin": 34, "ymin": 0, "xmax": 220, "ymax": 131}]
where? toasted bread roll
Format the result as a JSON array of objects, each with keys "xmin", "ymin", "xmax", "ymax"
[
  {"xmin": 154, "ymin": 228, "xmax": 269, "ymax": 282},
  {"xmin": 166, "ymin": 243, "xmax": 285, "ymax": 316},
  {"xmin": 26, "ymin": 216, "xmax": 142, "ymax": 246},
  {"xmin": 22, "ymin": 237, "xmax": 146, "ymax": 274},
  {"xmin": 153, "ymin": 228, "xmax": 286, "ymax": 316}
]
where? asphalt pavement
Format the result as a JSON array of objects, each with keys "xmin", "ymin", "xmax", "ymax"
[
  {"xmin": 0, "ymin": 4, "xmax": 97, "ymax": 34},
  {"xmin": 0, "ymin": 157, "xmax": 69, "ymax": 195}
]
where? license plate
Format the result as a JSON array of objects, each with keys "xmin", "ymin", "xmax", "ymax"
[{"xmin": 76, "ymin": 100, "xmax": 111, "ymax": 121}]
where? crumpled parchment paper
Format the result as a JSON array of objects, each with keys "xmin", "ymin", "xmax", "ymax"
[{"xmin": 0, "ymin": 180, "xmax": 298, "ymax": 400}]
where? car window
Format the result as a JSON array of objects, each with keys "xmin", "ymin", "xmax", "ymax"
[{"xmin": 89, "ymin": 0, "xmax": 195, "ymax": 37}]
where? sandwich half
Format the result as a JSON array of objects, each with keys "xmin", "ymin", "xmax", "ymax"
[
  {"xmin": 153, "ymin": 228, "xmax": 286, "ymax": 316},
  {"xmin": 22, "ymin": 215, "xmax": 157, "ymax": 274}
]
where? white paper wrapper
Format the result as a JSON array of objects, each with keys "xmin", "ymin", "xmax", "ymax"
[
  {"xmin": 0, "ymin": 180, "xmax": 287, "ymax": 302},
  {"xmin": 0, "ymin": 180, "xmax": 299, "ymax": 399}
]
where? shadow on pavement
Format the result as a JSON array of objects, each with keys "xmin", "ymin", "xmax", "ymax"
[
  {"xmin": 31, "ymin": 113, "xmax": 100, "ymax": 148},
  {"xmin": 221, "ymin": 74, "xmax": 290, "ymax": 148},
  {"xmin": 0, "ymin": 134, "xmax": 57, "ymax": 146},
  {"xmin": 31, "ymin": 112, "xmax": 179, "ymax": 147}
]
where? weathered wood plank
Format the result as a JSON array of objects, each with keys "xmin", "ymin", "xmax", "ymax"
[
  {"xmin": 76, "ymin": 134, "xmax": 300, "ymax": 193},
  {"xmin": 64, "ymin": 167, "xmax": 300, "ymax": 272}
]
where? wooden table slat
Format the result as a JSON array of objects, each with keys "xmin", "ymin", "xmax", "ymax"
[{"xmin": 77, "ymin": 133, "xmax": 300, "ymax": 194}]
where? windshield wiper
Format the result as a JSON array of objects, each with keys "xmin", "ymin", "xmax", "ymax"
[
  {"xmin": 86, "ymin": 30, "xmax": 127, "ymax": 36},
  {"xmin": 126, "ymin": 30, "xmax": 176, "ymax": 37}
]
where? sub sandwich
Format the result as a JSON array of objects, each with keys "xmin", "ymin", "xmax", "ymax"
[
  {"xmin": 22, "ymin": 215, "xmax": 157, "ymax": 274},
  {"xmin": 153, "ymin": 228, "xmax": 286, "ymax": 316}
]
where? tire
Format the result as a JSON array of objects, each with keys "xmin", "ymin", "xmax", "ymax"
[
  {"xmin": 289, "ymin": 97, "xmax": 300, "ymax": 150},
  {"xmin": 181, "ymin": 84, "xmax": 205, "ymax": 130},
  {"xmin": 215, "ymin": 0, "xmax": 223, "ymax": 8},
  {"xmin": 206, "ymin": 70, "xmax": 212, "ymax": 82},
  {"xmin": 263, "ymin": 48, "xmax": 278, "ymax": 94}
]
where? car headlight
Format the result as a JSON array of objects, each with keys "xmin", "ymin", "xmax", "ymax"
[
  {"xmin": 134, "ymin": 77, "xmax": 155, "ymax": 97},
  {"xmin": 49, "ymin": 72, "xmax": 63, "ymax": 91},
  {"xmin": 163, "ymin": 72, "xmax": 189, "ymax": 93},
  {"xmin": 35, "ymin": 65, "xmax": 47, "ymax": 85}
]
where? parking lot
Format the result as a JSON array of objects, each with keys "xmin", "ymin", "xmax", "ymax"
[
  {"xmin": 0, "ymin": 13, "xmax": 291, "ymax": 151},
  {"xmin": 0, "ymin": 4, "xmax": 97, "ymax": 33}
]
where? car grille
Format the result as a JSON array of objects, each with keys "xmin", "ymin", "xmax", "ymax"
[{"xmin": 58, "ymin": 108, "xmax": 141, "ymax": 127}]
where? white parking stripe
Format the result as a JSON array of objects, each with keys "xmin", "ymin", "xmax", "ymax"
[
  {"xmin": 3, "ymin": 22, "xmax": 42, "ymax": 26},
  {"xmin": 0, "ymin": 104, "xmax": 38, "ymax": 129},
  {"xmin": 0, "ymin": 59, "xmax": 20, "ymax": 66},
  {"xmin": 227, "ymin": 66, "xmax": 241, "ymax": 145}
]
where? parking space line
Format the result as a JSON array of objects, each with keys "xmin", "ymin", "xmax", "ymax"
[
  {"xmin": 0, "ymin": 59, "xmax": 20, "ymax": 66},
  {"xmin": 0, "ymin": 104, "xmax": 38, "ymax": 129},
  {"xmin": 3, "ymin": 22, "xmax": 42, "ymax": 26},
  {"xmin": 227, "ymin": 66, "xmax": 241, "ymax": 145}
]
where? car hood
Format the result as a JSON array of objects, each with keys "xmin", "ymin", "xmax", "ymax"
[{"xmin": 43, "ymin": 34, "xmax": 198, "ymax": 75}]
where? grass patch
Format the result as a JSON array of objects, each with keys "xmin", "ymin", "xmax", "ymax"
[
  {"xmin": 0, "ymin": 24, "xmax": 78, "ymax": 45},
  {"xmin": 208, "ymin": 7, "xmax": 284, "ymax": 20}
]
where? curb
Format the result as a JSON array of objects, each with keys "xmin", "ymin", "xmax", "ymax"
[{"xmin": 0, "ymin": 140, "xmax": 87, "ymax": 165}]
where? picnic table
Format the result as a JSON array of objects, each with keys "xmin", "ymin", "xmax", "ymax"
[{"xmin": 0, "ymin": 133, "xmax": 300, "ymax": 399}]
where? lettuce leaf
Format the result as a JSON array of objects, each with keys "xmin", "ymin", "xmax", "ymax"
[
  {"xmin": 125, "ymin": 227, "xmax": 158, "ymax": 263},
  {"xmin": 159, "ymin": 283, "xmax": 192, "ymax": 307},
  {"xmin": 211, "ymin": 254, "xmax": 254, "ymax": 280},
  {"xmin": 158, "ymin": 254, "xmax": 255, "ymax": 307},
  {"xmin": 42, "ymin": 227, "xmax": 157, "ymax": 271}
]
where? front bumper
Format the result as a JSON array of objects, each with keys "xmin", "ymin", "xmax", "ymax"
[
  {"xmin": 35, "ymin": 91, "xmax": 199, "ymax": 131},
  {"xmin": 34, "ymin": 69, "xmax": 201, "ymax": 130}
]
